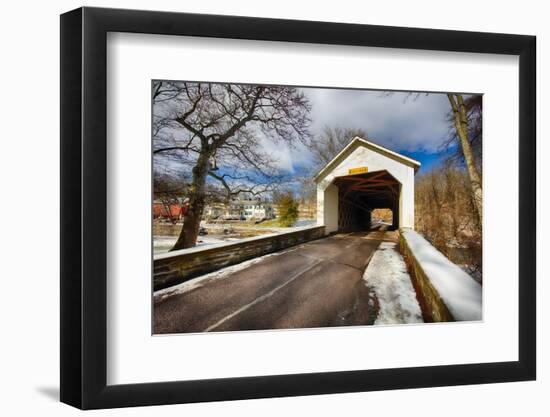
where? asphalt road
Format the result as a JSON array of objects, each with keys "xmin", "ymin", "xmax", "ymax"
[{"xmin": 154, "ymin": 230, "xmax": 395, "ymax": 334}]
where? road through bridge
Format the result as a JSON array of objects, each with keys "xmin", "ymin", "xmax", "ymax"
[{"xmin": 154, "ymin": 226, "xmax": 407, "ymax": 334}]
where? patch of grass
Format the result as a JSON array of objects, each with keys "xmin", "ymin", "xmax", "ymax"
[{"xmin": 255, "ymin": 218, "xmax": 287, "ymax": 228}]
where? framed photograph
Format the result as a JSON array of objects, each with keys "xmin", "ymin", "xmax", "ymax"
[{"xmin": 60, "ymin": 6, "xmax": 536, "ymax": 409}]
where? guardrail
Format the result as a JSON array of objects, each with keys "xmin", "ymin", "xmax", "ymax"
[
  {"xmin": 399, "ymin": 228, "xmax": 482, "ymax": 322},
  {"xmin": 154, "ymin": 225, "xmax": 326, "ymax": 291}
]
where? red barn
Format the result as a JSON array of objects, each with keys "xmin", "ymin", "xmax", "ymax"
[{"xmin": 153, "ymin": 200, "xmax": 189, "ymax": 221}]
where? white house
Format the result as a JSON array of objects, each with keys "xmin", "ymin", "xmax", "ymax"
[
  {"xmin": 314, "ymin": 137, "xmax": 420, "ymax": 234},
  {"xmin": 206, "ymin": 199, "xmax": 274, "ymax": 220},
  {"xmin": 239, "ymin": 200, "xmax": 274, "ymax": 220}
]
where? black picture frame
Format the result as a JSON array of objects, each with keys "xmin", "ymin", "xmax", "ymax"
[{"xmin": 60, "ymin": 6, "xmax": 536, "ymax": 410}]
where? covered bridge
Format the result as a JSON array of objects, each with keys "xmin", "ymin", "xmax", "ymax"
[{"xmin": 315, "ymin": 137, "xmax": 420, "ymax": 234}]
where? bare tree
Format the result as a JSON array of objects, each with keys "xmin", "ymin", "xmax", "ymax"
[
  {"xmin": 442, "ymin": 95, "xmax": 482, "ymax": 170},
  {"xmin": 153, "ymin": 172, "xmax": 188, "ymax": 224},
  {"xmin": 415, "ymin": 164, "xmax": 482, "ymax": 281},
  {"xmin": 383, "ymin": 92, "xmax": 483, "ymax": 226},
  {"xmin": 309, "ymin": 126, "xmax": 368, "ymax": 170},
  {"xmin": 446, "ymin": 94, "xmax": 483, "ymax": 225},
  {"xmin": 153, "ymin": 81, "xmax": 311, "ymax": 250},
  {"xmin": 296, "ymin": 175, "xmax": 317, "ymax": 216}
]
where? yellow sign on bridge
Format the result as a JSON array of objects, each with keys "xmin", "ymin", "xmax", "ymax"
[{"xmin": 348, "ymin": 166, "xmax": 369, "ymax": 175}]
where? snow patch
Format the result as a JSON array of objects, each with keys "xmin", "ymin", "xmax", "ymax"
[
  {"xmin": 293, "ymin": 219, "xmax": 317, "ymax": 227},
  {"xmin": 153, "ymin": 235, "xmax": 240, "ymax": 255},
  {"xmin": 401, "ymin": 229, "xmax": 482, "ymax": 321},
  {"xmin": 363, "ymin": 242, "xmax": 423, "ymax": 325}
]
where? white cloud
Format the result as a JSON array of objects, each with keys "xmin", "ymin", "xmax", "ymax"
[
  {"xmin": 302, "ymin": 88, "xmax": 452, "ymax": 153},
  {"xmin": 259, "ymin": 137, "xmax": 296, "ymax": 173}
]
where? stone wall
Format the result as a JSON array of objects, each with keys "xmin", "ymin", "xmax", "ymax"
[
  {"xmin": 399, "ymin": 228, "xmax": 482, "ymax": 322},
  {"xmin": 400, "ymin": 232, "xmax": 455, "ymax": 322},
  {"xmin": 154, "ymin": 226, "xmax": 326, "ymax": 291}
]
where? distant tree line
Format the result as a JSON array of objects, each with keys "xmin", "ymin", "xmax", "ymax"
[{"xmin": 415, "ymin": 165, "xmax": 482, "ymax": 280}]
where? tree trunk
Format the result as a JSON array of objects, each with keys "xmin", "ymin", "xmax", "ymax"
[
  {"xmin": 447, "ymin": 94, "xmax": 483, "ymax": 227},
  {"xmin": 170, "ymin": 153, "xmax": 210, "ymax": 250}
]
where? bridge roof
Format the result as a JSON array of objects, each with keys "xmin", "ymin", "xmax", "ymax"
[{"xmin": 314, "ymin": 137, "xmax": 421, "ymax": 183}]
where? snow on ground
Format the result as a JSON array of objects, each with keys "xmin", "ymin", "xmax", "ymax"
[
  {"xmin": 154, "ymin": 247, "xmax": 297, "ymax": 301},
  {"xmin": 363, "ymin": 242, "xmax": 423, "ymax": 325},
  {"xmin": 293, "ymin": 219, "xmax": 317, "ymax": 227},
  {"xmin": 154, "ymin": 235, "xmax": 235, "ymax": 254},
  {"xmin": 245, "ymin": 219, "xmax": 317, "ymax": 232},
  {"xmin": 401, "ymin": 229, "xmax": 482, "ymax": 321}
]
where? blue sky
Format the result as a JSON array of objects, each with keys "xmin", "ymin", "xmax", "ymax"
[{"xmin": 406, "ymin": 149, "xmax": 454, "ymax": 172}]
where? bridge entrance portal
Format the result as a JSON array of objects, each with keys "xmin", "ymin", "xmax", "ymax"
[
  {"xmin": 314, "ymin": 137, "xmax": 420, "ymax": 235},
  {"xmin": 334, "ymin": 170, "xmax": 401, "ymax": 232}
]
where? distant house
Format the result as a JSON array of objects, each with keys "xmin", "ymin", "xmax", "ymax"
[
  {"xmin": 238, "ymin": 200, "xmax": 274, "ymax": 220},
  {"xmin": 204, "ymin": 203, "xmax": 226, "ymax": 220},
  {"xmin": 153, "ymin": 198, "xmax": 189, "ymax": 223},
  {"xmin": 204, "ymin": 199, "xmax": 274, "ymax": 221}
]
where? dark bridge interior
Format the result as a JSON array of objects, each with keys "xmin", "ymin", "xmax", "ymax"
[{"xmin": 333, "ymin": 170, "xmax": 401, "ymax": 232}]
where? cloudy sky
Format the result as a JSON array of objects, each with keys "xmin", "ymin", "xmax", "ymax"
[{"xmin": 267, "ymin": 87, "xmax": 457, "ymax": 174}]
